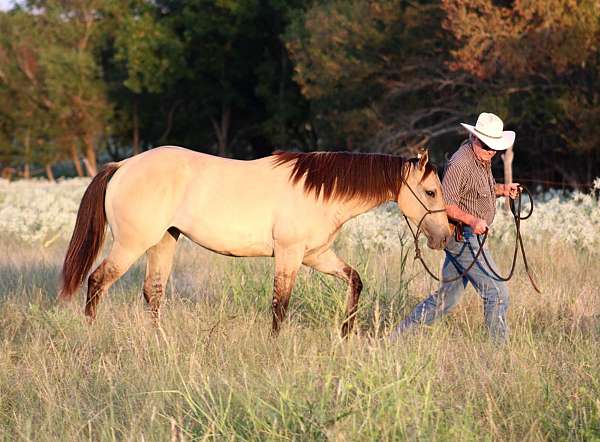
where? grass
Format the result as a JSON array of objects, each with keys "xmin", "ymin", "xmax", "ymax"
[{"xmin": 0, "ymin": 233, "xmax": 599, "ymax": 441}]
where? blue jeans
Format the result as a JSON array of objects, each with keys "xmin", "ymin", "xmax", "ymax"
[{"xmin": 391, "ymin": 226, "xmax": 509, "ymax": 343}]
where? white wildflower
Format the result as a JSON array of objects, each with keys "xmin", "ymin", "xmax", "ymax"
[{"xmin": 0, "ymin": 177, "xmax": 598, "ymax": 254}]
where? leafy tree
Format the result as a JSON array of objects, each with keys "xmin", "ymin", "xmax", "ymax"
[
  {"xmin": 147, "ymin": 0, "xmax": 312, "ymax": 157},
  {"xmin": 0, "ymin": 9, "xmax": 58, "ymax": 178},
  {"xmin": 107, "ymin": 0, "xmax": 185, "ymax": 155},
  {"xmin": 18, "ymin": 0, "xmax": 113, "ymax": 176},
  {"xmin": 443, "ymin": 0, "xmax": 600, "ymax": 187},
  {"xmin": 286, "ymin": 0, "xmax": 473, "ymax": 154},
  {"xmin": 252, "ymin": 0, "xmax": 315, "ymax": 153}
]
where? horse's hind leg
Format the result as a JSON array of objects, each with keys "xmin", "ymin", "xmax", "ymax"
[
  {"xmin": 271, "ymin": 243, "xmax": 304, "ymax": 335},
  {"xmin": 143, "ymin": 228, "xmax": 180, "ymax": 324},
  {"xmin": 85, "ymin": 243, "xmax": 144, "ymax": 321},
  {"xmin": 303, "ymin": 249, "xmax": 363, "ymax": 338}
]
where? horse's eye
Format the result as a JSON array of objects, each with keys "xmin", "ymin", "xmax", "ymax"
[{"xmin": 425, "ymin": 190, "xmax": 435, "ymax": 198}]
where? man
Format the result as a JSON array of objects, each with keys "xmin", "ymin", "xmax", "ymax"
[{"xmin": 391, "ymin": 112, "xmax": 520, "ymax": 343}]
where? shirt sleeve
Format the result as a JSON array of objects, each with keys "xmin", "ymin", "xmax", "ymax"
[{"xmin": 442, "ymin": 160, "xmax": 465, "ymax": 206}]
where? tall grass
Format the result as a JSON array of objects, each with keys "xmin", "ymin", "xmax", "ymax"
[{"xmin": 0, "ymin": 233, "xmax": 599, "ymax": 441}]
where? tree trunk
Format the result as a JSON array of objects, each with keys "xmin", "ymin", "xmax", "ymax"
[
  {"xmin": 71, "ymin": 143, "xmax": 84, "ymax": 177},
  {"xmin": 84, "ymin": 134, "xmax": 97, "ymax": 176},
  {"xmin": 502, "ymin": 146, "xmax": 514, "ymax": 209},
  {"xmin": 106, "ymin": 140, "xmax": 120, "ymax": 161},
  {"xmin": 45, "ymin": 163, "xmax": 55, "ymax": 182},
  {"xmin": 347, "ymin": 136, "xmax": 354, "ymax": 151},
  {"xmin": 132, "ymin": 97, "xmax": 140, "ymax": 155},
  {"xmin": 23, "ymin": 129, "xmax": 31, "ymax": 179},
  {"xmin": 158, "ymin": 100, "xmax": 183, "ymax": 144},
  {"xmin": 211, "ymin": 106, "xmax": 231, "ymax": 157}
]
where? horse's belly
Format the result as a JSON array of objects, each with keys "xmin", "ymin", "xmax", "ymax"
[
  {"xmin": 186, "ymin": 233, "xmax": 274, "ymax": 257},
  {"xmin": 175, "ymin": 215, "xmax": 275, "ymax": 257}
]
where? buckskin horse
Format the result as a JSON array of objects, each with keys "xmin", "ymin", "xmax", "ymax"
[{"xmin": 60, "ymin": 146, "xmax": 451, "ymax": 336}]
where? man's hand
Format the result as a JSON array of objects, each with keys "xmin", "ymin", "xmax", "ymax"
[
  {"xmin": 505, "ymin": 182, "xmax": 521, "ymax": 199},
  {"xmin": 470, "ymin": 218, "xmax": 489, "ymax": 235}
]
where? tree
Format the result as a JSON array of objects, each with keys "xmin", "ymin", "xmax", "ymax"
[
  {"xmin": 23, "ymin": 0, "xmax": 113, "ymax": 176},
  {"xmin": 286, "ymin": 0, "xmax": 474, "ymax": 154},
  {"xmin": 107, "ymin": 0, "xmax": 185, "ymax": 155},
  {"xmin": 442, "ymin": 0, "xmax": 600, "ymax": 187},
  {"xmin": 148, "ymin": 0, "xmax": 312, "ymax": 157},
  {"xmin": 0, "ymin": 9, "xmax": 58, "ymax": 178}
]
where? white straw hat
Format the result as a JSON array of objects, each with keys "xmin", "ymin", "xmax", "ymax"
[{"xmin": 460, "ymin": 112, "xmax": 515, "ymax": 151}]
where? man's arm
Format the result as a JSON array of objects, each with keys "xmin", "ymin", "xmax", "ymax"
[
  {"xmin": 495, "ymin": 183, "xmax": 506, "ymax": 197},
  {"xmin": 446, "ymin": 204, "xmax": 488, "ymax": 235}
]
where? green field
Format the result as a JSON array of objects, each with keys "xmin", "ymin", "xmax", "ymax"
[{"xmin": 0, "ymin": 235, "xmax": 598, "ymax": 441}]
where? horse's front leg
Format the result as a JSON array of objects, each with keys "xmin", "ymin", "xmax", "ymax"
[
  {"xmin": 271, "ymin": 243, "xmax": 304, "ymax": 335},
  {"xmin": 303, "ymin": 249, "xmax": 363, "ymax": 338}
]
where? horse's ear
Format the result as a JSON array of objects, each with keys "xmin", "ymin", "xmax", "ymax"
[{"xmin": 418, "ymin": 149, "xmax": 429, "ymax": 171}]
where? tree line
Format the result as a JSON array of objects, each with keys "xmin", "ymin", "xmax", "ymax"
[{"xmin": 0, "ymin": 0, "xmax": 598, "ymax": 188}]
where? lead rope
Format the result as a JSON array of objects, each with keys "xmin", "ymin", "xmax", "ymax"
[
  {"xmin": 403, "ymin": 182, "xmax": 541, "ymax": 293},
  {"xmin": 475, "ymin": 185, "xmax": 541, "ymax": 293},
  {"xmin": 403, "ymin": 212, "xmax": 488, "ymax": 283}
]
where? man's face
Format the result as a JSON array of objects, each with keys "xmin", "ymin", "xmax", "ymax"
[{"xmin": 472, "ymin": 136, "xmax": 497, "ymax": 162}]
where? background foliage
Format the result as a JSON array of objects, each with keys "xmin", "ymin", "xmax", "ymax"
[{"xmin": 0, "ymin": 0, "xmax": 598, "ymax": 187}]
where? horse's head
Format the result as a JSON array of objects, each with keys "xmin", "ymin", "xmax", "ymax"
[{"xmin": 397, "ymin": 150, "xmax": 451, "ymax": 250}]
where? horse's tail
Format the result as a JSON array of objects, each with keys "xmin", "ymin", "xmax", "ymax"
[{"xmin": 59, "ymin": 163, "xmax": 121, "ymax": 300}]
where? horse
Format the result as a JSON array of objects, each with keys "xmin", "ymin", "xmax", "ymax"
[{"xmin": 59, "ymin": 146, "xmax": 451, "ymax": 336}]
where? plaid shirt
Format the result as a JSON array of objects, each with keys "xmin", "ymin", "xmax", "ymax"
[{"xmin": 442, "ymin": 141, "xmax": 497, "ymax": 225}]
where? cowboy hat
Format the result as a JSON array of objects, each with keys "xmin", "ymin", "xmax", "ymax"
[{"xmin": 460, "ymin": 112, "xmax": 515, "ymax": 151}]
